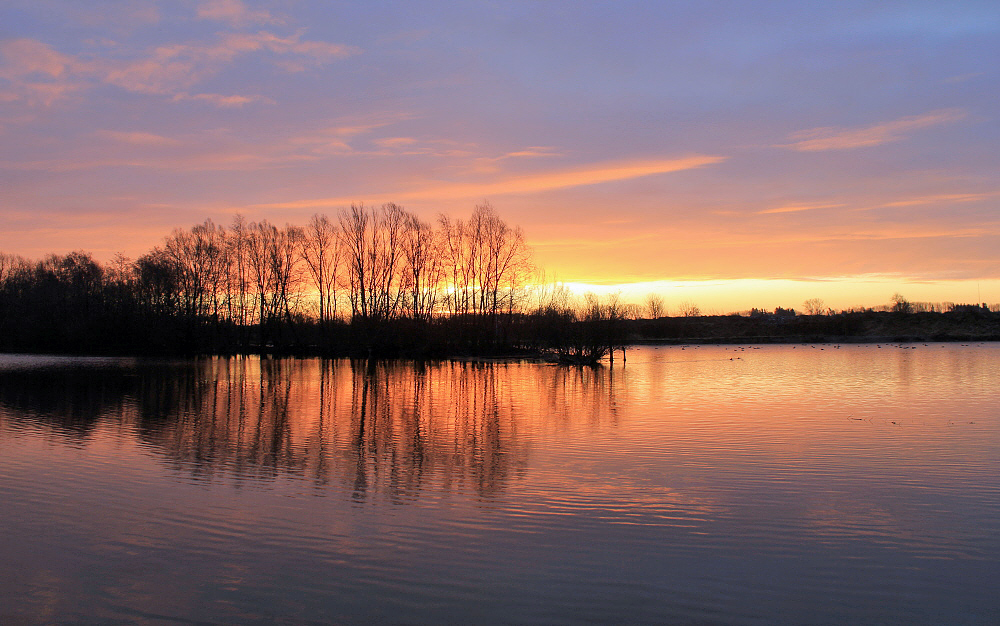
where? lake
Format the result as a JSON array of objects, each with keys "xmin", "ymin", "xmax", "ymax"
[{"xmin": 1, "ymin": 344, "xmax": 998, "ymax": 625}]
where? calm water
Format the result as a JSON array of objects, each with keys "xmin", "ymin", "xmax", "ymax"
[{"xmin": 1, "ymin": 344, "xmax": 998, "ymax": 625}]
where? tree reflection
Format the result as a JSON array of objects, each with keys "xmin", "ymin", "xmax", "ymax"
[
  {"xmin": 0, "ymin": 357, "xmax": 629, "ymax": 501},
  {"xmin": 0, "ymin": 363, "xmax": 137, "ymax": 437}
]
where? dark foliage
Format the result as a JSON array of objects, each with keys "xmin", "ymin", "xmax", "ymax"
[
  {"xmin": 624, "ymin": 307, "xmax": 1000, "ymax": 344},
  {"xmin": 2, "ymin": 228, "xmax": 997, "ymax": 359}
]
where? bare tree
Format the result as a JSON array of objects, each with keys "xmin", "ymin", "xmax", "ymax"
[
  {"xmin": 478, "ymin": 203, "xmax": 532, "ymax": 316},
  {"xmin": 272, "ymin": 224, "xmax": 305, "ymax": 326},
  {"xmin": 136, "ymin": 248, "xmax": 182, "ymax": 318},
  {"xmin": 225, "ymin": 214, "xmax": 253, "ymax": 329},
  {"xmin": 301, "ymin": 213, "xmax": 342, "ymax": 323},
  {"xmin": 438, "ymin": 212, "xmax": 470, "ymax": 315},
  {"xmin": 370, "ymin": 202, "xmax": 407, "ymax": 320},
  {"xmin": 621, "ymin": 303, "xmax": 643, "ymax": 320},
  {"xmin": 802, "ymin": 298, "xmax": 825, "ymax": 316},
  {"xmin": 645, "ymin": 293, "xmax": 665, "ymax": 319},
  {"xmin": 438, "ymin": 202, "xmax": 532, "ymax": 318},
  {"xmin": 0, "ymin": 252, "xmax": 30, "ymax": 286},
  {"xmin": 339, "ymin": 203, "xmax": 371, "ymax": 319},
  {"xmin": 246, "ymin": 220, "xmax": 303, "ymax": 339},
  {"xmin": 163, "ymin": 219, "xmax": 227, "ymax": 320},
  {"xmin": 401, "ymin": 213, "xmax": 443, "ymax": 320},
  {"xmin": 891, "ymin": 293, "xmax": 912, "ymax": 314},
  {"xmin": 339, "ymin": 202, "xmax": 409, "ymax": 321},
  {"xmin": 678, "ymin": 300, "xmax": 701, "ymax": 317}
]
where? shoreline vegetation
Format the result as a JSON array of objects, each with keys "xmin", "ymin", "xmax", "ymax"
[{"xmin": 2, "ymin": 204, "xmax": 998, "ymax": 363}]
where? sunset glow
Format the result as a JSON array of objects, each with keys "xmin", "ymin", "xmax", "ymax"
[{"xmin": 2, "ymin": 1, "xmax": 998, "ymax": 312}]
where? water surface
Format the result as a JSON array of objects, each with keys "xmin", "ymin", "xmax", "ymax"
[{"xmin": 1, "ymin": 345, "xmax": 998, "ymax": 624}]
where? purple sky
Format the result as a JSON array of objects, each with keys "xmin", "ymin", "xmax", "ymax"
[{"xmin": 2, "ymin": 0, "xmax": 998, "ymax": 310}]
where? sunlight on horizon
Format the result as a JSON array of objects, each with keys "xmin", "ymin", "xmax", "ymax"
[{"xmin": 555, "ymin": 277, "xmax": 1000, "ymax": 314}]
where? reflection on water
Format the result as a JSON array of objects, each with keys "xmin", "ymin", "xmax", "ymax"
[
  {"xmin": 1, "ymin": 357, "xmax": 552, "ymax": 499},
  {"xmin": 1, "ymin": 345, "xmax": 999, "ymax": 625}
]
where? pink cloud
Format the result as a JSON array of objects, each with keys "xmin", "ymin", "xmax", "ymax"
[
  {"xmin": 96, "ymin": 130, "xmax": 181, "ymax": 146},
  {"xmin": 0, "ymin": 38, "xmax": 74, "ymax": 79},
  {"xmin": 778, "ymin": 109, "xmax": 965, "ymax": 151},
  {"xmin": 1, "ymin": 30, "xmax": 358, "ymax": 107},
  {"xmin": 0, "ymin": 38, "xmax": 90, "ymax": 106},
  {"xmin": 197, "ymin": 0, "xmax": 280, "ymax": 26},
  {"xmin": 172, "ymin": 92, "xmax": 270, "ymax": 107}
]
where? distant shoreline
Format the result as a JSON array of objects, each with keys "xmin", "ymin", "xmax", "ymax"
[{"xmin": 629, "ymin": 335, "xmax": 1000, "ymax": 346}]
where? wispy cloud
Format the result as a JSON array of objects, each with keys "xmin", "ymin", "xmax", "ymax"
[
  {"xmin": 1, "ymin": 30, "xmax": 358, "ymax": 107},
  {"xmin": 876, "ymin": 192, "xmax": 994, "ymax": 208},
  {"xmin": 96, "ymin": 130, "xmax": 180, "ymax": 146},
  {"xmin": 0, "ymin": 38, "xmax": 90, "ymax": 106},
  {"xmin": 197, "ymin": 0, "xmax": 280, "ymax": 26},
  {"xmin": 218, "ymin": 31, "xmax": 358, "ymax": 62},
  {"xmin": 756, "ymin": 202, "xmax": 845, "ymax": 215},
  {"xmin": 374, "ymin": 137, "xmax": 419, "ymax": 149},
  {"xmin": 692, "ymin": 226, "xmax": 995, "ymax": 249},
  {"xmin": 500, "ymin": 146, "xmax": 561, "ymax": 159},
  {"xmin": 283, "ymin": 112, "xmax": 420, "ymax": 155},
  {"xmin": 102, "ymin": 31, "xmax": 359, "ymax": 97},
  {"xmin": 326, "ymin": 113, "xmax": 414, "ymax": 138},
  {"xmin": 944, "ymin": 72, "xmax": 984, "ymax": 84},
  {"xmin": 778, "ymin": 109, "xmax": 965, "ymax": 151},
  {"xmin": 254, "ymin": 155, "xmax": 727, "ymax": 209},
  {"xmin": 172, "ymin": 92, "xmax": 271, "ymax": 107},
  {"xmin": 469, "ymin": 146, "xmax": 563, "ymax": 174}
]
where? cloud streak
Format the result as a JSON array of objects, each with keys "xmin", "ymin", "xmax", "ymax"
[
  {"xmin": 756, "ymin": 202, "xmax": 845, "ymax": 215},
  {"xmin": 778, "ymin": 109, "xmax": 965, "ymax": 151},
  {"xmin": 255, "ymin": 155, "xmax": 727, "ymax": 209},
  {"xmin": 876, "ymin": 192, "xmax": 995, "ymax": 208},
  {"xmin": 95, "ymin": 130, "xmax": 181, "ymax": 146}
]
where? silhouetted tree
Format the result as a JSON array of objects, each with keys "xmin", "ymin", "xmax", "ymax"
[
  {"xmin": 645, "ymin": 293, "xmax": 665, "ymax": 319},
  {"xmin": 678, "ymin": 300, "xmax": 701, "ymax": 317},
  {"xmin": 301, "ymin": 213, "xmax": 342, "ymax": 325},
  {"xmin": 401, "ymin": 213, "xmax": 443, "ymax": 321},
  {"xmin": 803, "ymin": 298, "xmax": 826, "ymax": 315},
  {"xmin": 891, "ymin": 293, "xmax": 912, "ymax": 314}
]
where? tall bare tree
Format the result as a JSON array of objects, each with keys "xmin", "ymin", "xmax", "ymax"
[
  {"xmin": 340, "ymin": 203, "xmax": 372, "ymax": 320},
  {"xmin": 301, "ymin": 213, "xmax": 342, "ymax": 323},
  {"xmin": 401, "ymin": 213, "xmax": 443, "ymax": 320},
  {"xmin": 438, "ymin": 212, "xmax": 470, "ymax": 315},
  {"xmin": 163, "ymin": 219, "xmax": 227, "ymax": 320},
  {"xmin": 245, "ymin": 220, "xmax": 306, "ymax": 343},
  {"xmin": 225, "ymin": 214, "xmax": 254, "ymax": 329}
]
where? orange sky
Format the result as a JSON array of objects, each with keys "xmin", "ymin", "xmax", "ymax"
[{"xmin": 2, "ymin": 1, "xmax": 998, "ymax": 312}]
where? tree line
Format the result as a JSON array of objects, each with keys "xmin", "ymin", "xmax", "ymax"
[
  {"xmin": 0, "ymin": 203, "xmax": 629, "ymax": 360},
  {"xmin": 6, "ymin": 203, "xmax": 994, "ymax": 359}
]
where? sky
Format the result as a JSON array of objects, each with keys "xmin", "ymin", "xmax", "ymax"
[{"xmin": 1, "ymin": 0, "xmax": 999, "ymax": 313}]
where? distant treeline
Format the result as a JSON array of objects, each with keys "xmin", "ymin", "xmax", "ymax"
[
  {"xmin": 2, "ymin": 204, "xmax": 997, "ymax": 359},
  {"xmin": 625, "ymin": 305, "xmax": 1000, "ymax": 345}
]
